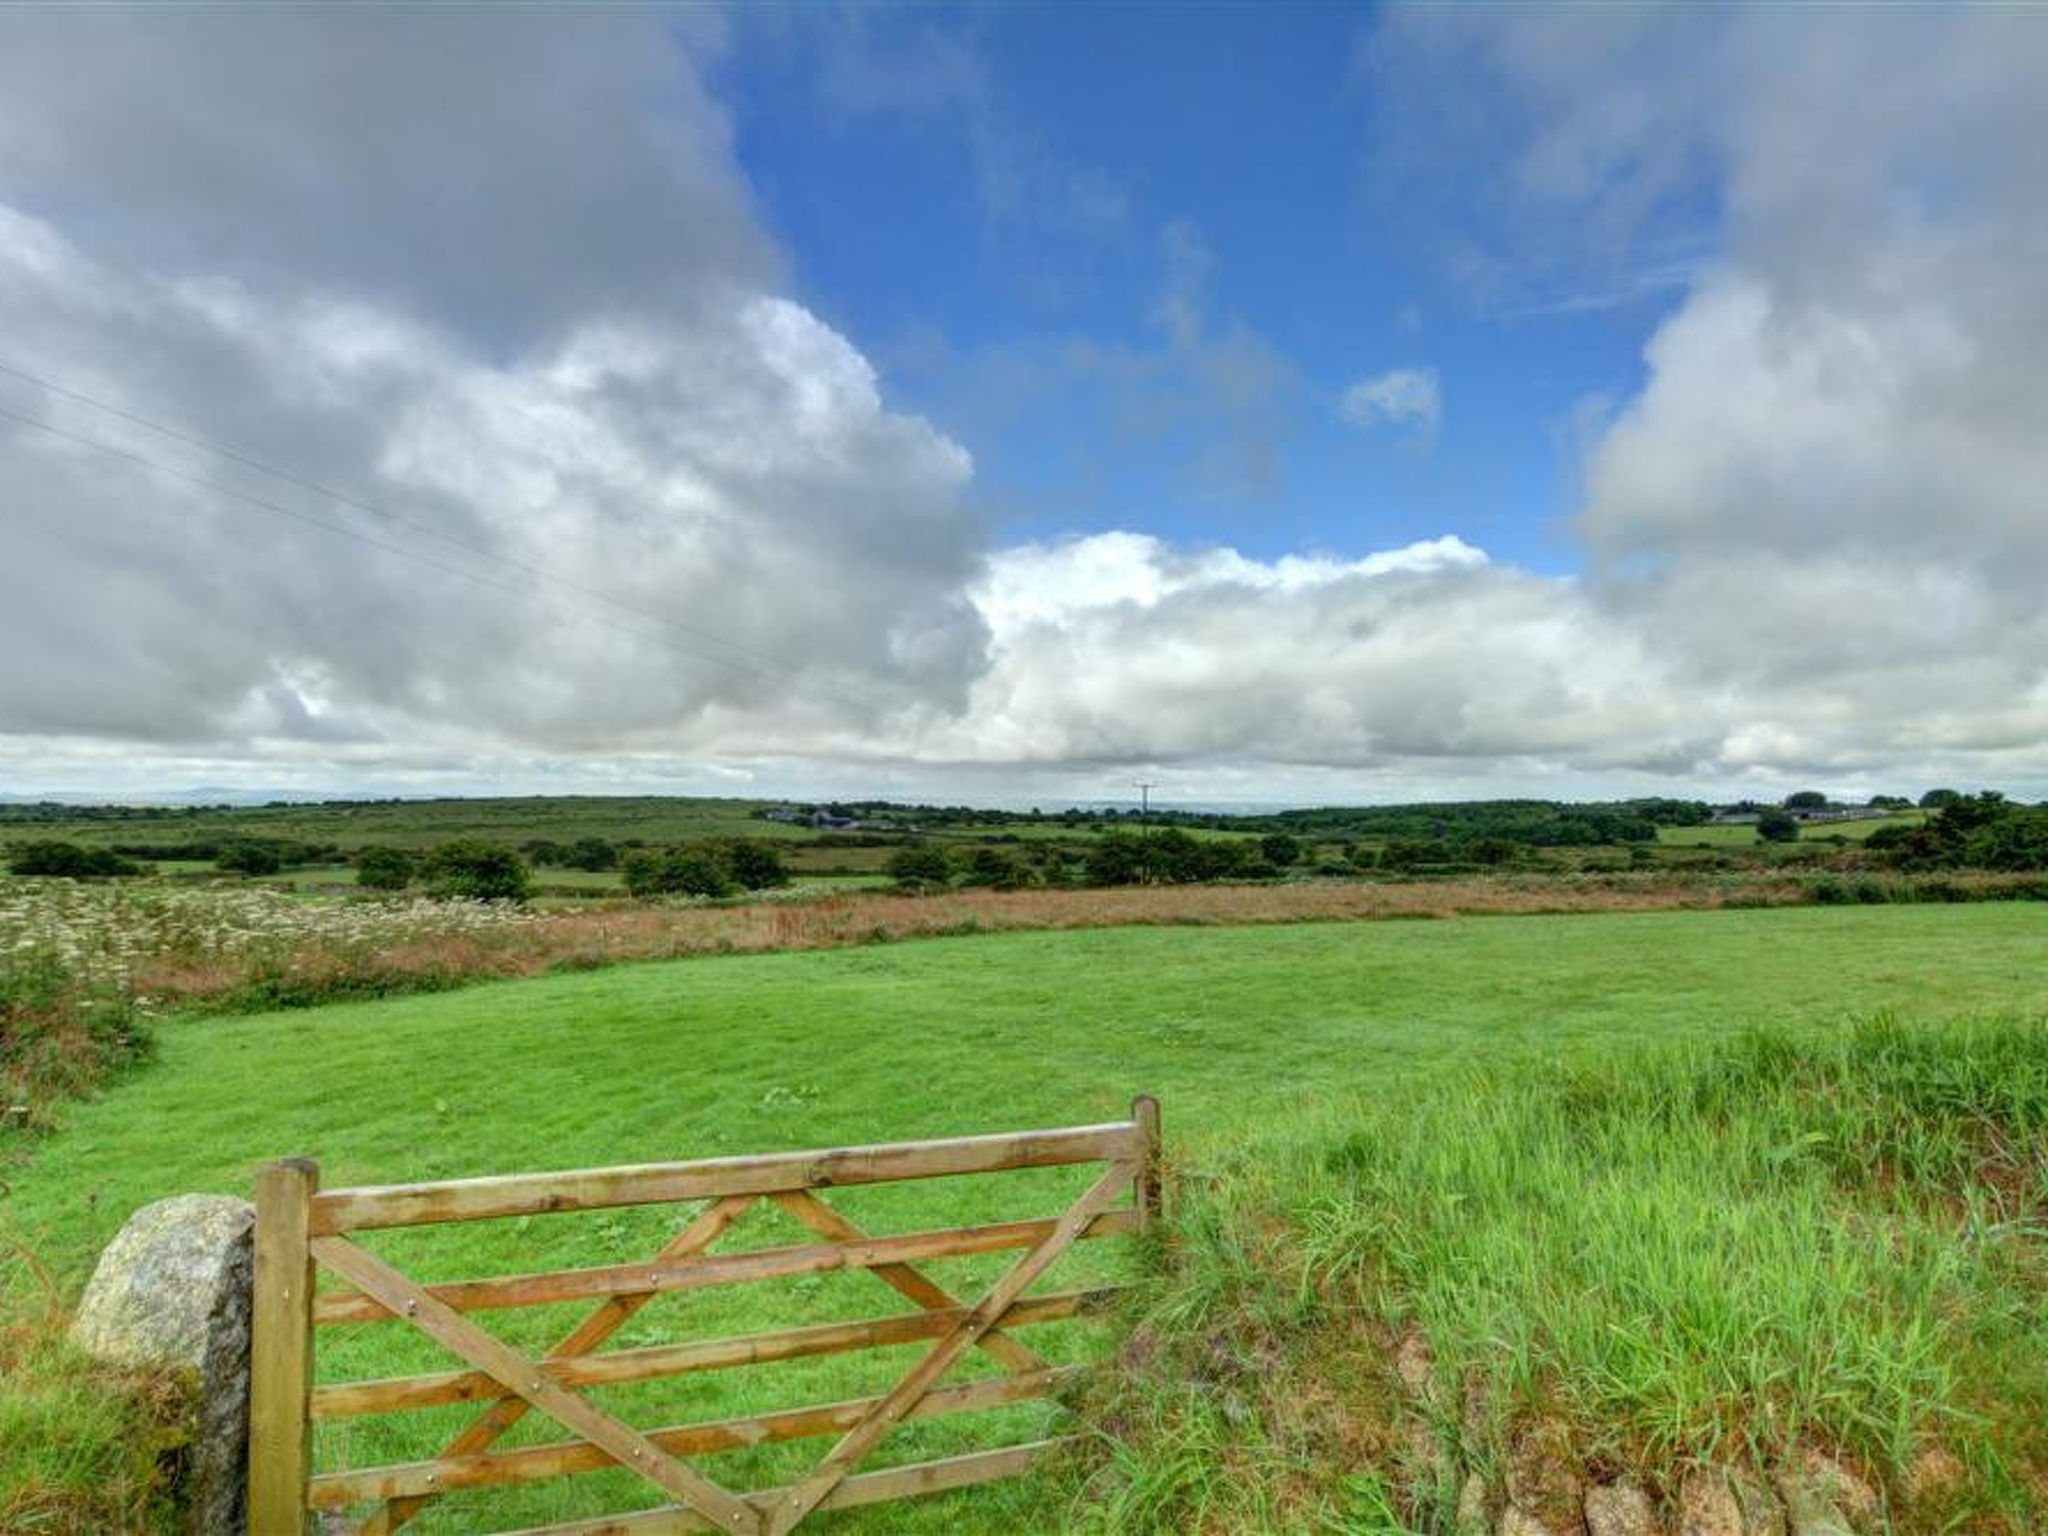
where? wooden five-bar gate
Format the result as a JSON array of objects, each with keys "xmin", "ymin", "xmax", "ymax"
[{"xmin": 248, "ymin": 1097, "xmax": 1160, "ymax": 1533}]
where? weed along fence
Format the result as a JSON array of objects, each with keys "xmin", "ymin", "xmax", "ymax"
[{"xmin": 247, "ymin": 1097, "xmax": 1161, "ymax": 1534}]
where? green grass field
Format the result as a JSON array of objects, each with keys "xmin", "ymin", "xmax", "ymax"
[
  {"xmin": 1657, "ymin": 813, "xmax": 1923, "ymax": 847},
  {"xmin": 0, "ymin": 796, "xmax": 807, "ymax": 852},
  {"xmin": 5, "ymin": 903, "xmax": 2044, "ymax": 1530}
]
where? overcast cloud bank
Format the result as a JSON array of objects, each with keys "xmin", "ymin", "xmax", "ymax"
[{"xmin": 2, "ymin": 7, "xmax": 2044, "ymax": 803}]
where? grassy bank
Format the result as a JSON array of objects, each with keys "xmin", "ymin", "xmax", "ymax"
[{"xmin": 1093, "ymin": 1017, "xmax": 2048, "ymax": 1531}]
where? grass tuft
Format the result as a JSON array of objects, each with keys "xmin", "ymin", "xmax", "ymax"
[{"xmin": 0, "ymin": 1246, "xmax": 188, "ymax": 1534}]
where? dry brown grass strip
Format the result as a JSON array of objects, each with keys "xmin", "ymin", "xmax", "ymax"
[{"xmin": 125, "ymin": 870, "xmax": 2036, "ymax": 1015}]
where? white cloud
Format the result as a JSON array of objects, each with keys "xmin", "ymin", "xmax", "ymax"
[
  {"xmin": 919, "ymin": 531, "xmax": 1692, "ymax": 772},
  {"xmin": 0, "ymin": 10, "xmax": 992, "ymax": 766},
  {"xmin": 1339, "ymin": 367, "xmax": 1441, "ymax": 433}
]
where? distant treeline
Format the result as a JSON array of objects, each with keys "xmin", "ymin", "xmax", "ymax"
[
  {"xmin": 1225, "ymin": 798, "xmax": 1710, "ymax": 843},
  {"xmin": 0, "ymin": 801, "xmax": 230, "ymax": 823},
  {"xmin": 796, "ymin": 797, "xmax": 1709, "ymax": 847}
]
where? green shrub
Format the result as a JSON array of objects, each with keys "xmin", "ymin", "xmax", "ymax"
[
  {"xmin": 354, "ymin": 846, "xmax": 416, "ymax": 891},
  {"xmin": 566, "ymin": 837, "xmax": 618, "ymax": 872},
  {"xmin": 724, "ymin": 840, "xmax": 788, "ymax": 891},
  {"xmin": 1258, "ymin": 833, "xmax": 1303, "ymax": 867},
  {"xmin": 420, "ymin": 840, "xmax": 530, "ymax": 902},
  {"xmin": 620, "ymin": 847, "xmax": 733, "ymax": 899},
  {"xmin": 1755, "ymin": 807, "xmax": 1800, "ymax": 842},
  {"xmin": 886, "ymin": 845, "xmax": 954, "ymax": 890},
  {"xmin": 214, "ymin": 840, "xmax": 283, "ymax": 876},
  {"xmin": 5, "ymin": 841, "xmax": 141, "ymax": 879}
]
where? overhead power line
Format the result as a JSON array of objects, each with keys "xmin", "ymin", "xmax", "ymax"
[{"xmin": 0, "ymin": 359, "xmax": 897, "ymax": 711}]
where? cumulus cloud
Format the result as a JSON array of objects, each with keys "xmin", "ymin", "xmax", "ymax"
[
  {"xmin": 0, "ymin": 208, "xmax": 988, "ymax": 753},
  {"xmin": 1345, "ymin": 4, "xmax": 2048, "ymax": 792},
  {"xmin": 1338, "ymin": 367, "xmax": 1441, "ymax": 433},
  {"xmin": 0, "ymin": 7, "xmax": 776, "ymax": 341},
  {"xmin": 0, "ymin": 11, "xmax": 990, "ymax": 776},
  {"xmin": 912, "ymin": 532, "xmax": 1688, "ymax": 775}
]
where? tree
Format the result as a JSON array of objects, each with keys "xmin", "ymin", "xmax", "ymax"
[
  {"xmin": 422, "ymin": 840, "xmax": 530, "ymax": 901},
  {"xmin": 1919, "ymin": 788, "xmax": 1962, "ymax": 809},
  {"xmin": 355, "ymin": 846, "xmax": 415, "ymax": 891},
  {"xmin": 621, "ymin": 847, "xmax": 733, "ymax": 899},
  {"xmin": 566, "ymin": 837, "xmax": 618, "ymax": 872},
  {"xmin": 962, "ymin": 847, "xmax": 1025, "ymax": 888},
  {"xmin": 666, "ymin": 853, "xmax": 733, "ymax": 898},
  {"xmin": 887, "ymin": 845, "xmax": 953, "ymax": 890},
  {"xmin": 1258, "ymin": 833, "xmax": 1303, "ymax": 867},
  {"xmin": 6, "ymin": 840, "xmax": 140, "ymax": 878},
  {"xmin": 725, "ymin": 840, "xmax": 788, "ymax": 890},
  {"xmin": 1784, "ymin": 791, "xmax": 1828, "ymax": 811},
  {"xmin": 1755, "ymin": 807, "xmax": 1800, "ymax": 843},
  {"xmin": 215, "ymin": 840, "xmax": 283, "ymax": 876}
]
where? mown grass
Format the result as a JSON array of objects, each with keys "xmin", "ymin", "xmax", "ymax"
[
  {"xmin": 3, "ymin": 905, "xmax": 2045, "ymax": 1530},
  {"xmin": 1093, "ymin": 1016, "xmax": 2048, "ymax": 1531}
]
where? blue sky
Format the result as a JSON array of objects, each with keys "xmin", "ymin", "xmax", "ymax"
[
  {"xmin": 717, "ymin": 4, "xmax": 1663, "ymax": 572},
  {"xmin": 1, "ymin": 5, "xmax": 2044, "ymax": 804}
]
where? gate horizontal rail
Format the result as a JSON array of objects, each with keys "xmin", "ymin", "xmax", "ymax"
[{"xmin": 249, "ymin": 1097, "xmax": 1160, "ymax": 1535}]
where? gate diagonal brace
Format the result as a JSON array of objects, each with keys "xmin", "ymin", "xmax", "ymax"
[
  {"xmin": 767, "ymin": 1189, "xmax": 1050, "ymax": 1376},
  {"xmin": 363, "ymin": 1194, "xmax": 757, "ymax": 1535},
  {"xmin": 764, "ymin": 1157, "xmax": 1138, "ymax": 1535},
  {"xmin": 310, "ymin": 1232, "xmax": 761, "ymax": 1536}
]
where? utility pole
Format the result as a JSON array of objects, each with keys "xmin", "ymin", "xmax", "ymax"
[{"xmin": 1134, "ymin": 781, "xmax": 1157, "ymax": 826}]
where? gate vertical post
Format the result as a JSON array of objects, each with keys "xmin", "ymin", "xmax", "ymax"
[
  {"xmin": 249, "ymin": 1158, "xmax": 319, "ymax": 1534},
  {"xmin": 1132, "ymin": 1095, "xmax": 1162, "ymax": 1227}
]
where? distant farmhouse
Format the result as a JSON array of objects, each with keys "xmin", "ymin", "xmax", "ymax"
[
  {"xmin": 1708, "ymin": 802, "xmax": 1898, "ymax": 827},
  {"xmin": 762, "ymin": 806, "xmax": 914, "ymax": 833}
]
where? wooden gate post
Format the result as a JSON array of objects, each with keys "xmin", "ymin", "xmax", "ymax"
[
  {"xmin": 249, "ymin": 1158, "xmax": 319, "ymax": 1534},
  {"xmin": 1132, "ymin": 1095, "xmax": 1162, "ymax": 1227}
]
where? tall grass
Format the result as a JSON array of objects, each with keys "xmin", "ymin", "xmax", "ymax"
[
  {"xmin": 1, "ymin": 948, "xmax": 153, "ymax": 1129},
  {"xmin": 1096, "ymin": 1017, "xmax": 2048, "ymax": 1531},
  {"xmin": 0, "ymin": 1245, "xmax": 187, "ymax": 1534}
]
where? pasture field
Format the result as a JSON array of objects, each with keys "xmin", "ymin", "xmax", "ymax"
[
  {"xmin": 1657, "ymin": 813, "xmax": 1923, "ymax": 847},
  {"xmin": 4, "ymin": 903, "xmax": 2045, "ymax": 1531},
  {"xmin": 0, "ymin": 797, "xmax": 809, "ymax": 851}
]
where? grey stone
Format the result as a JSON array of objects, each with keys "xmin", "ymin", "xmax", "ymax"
[
  {"xmin": 1394, "ymin": 1323, "xmax": 1443, "ymax": 1407},
  {"xmin": 1501, "ymin": 1504, "xmax": 1572, "ymax": 1536},
  {"xmin": 1585, "ymin": 1480, "xmax": 1661, "ymax": 1536},
  {"xmin": 1677, "ymin": 1471, "xmax": 1743, "ymax": 1536},
  {"xmin": 1785, "ymin": 1451, "xmax": 1880, "ymax": 1532},
  {"xmin": 1504, "ymin": 1420, "xmax": 1585, "ymax": 1534},
  {"xmin": 1402, "ymin": 1414, "xmax": 1453, "ymax": 1487},
  {"xmin": 1679, "ymin": 1468, "xmax": 1784, "ymax": 1536},
  {"xmin": 1729, "ymin": 1468, "xmax": 1787, "ymax": 1536},
  {"xmin": 1458, "ymin": 1473, "xmax": 1498, "ymax": 1536},
  {"xmin": 1773, "ymin": 1472, "xmax": 1855, "ymax": 1536},
  {"xmin": 71, "ymin": 1193, "xmax": 255, "ymax": 1536}
]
